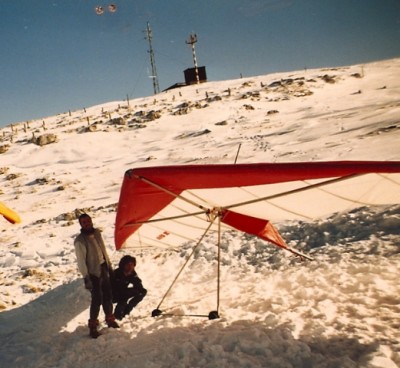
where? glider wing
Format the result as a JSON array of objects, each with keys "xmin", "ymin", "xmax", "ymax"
[{"xmin": 115, "ymin": 161, "xmax": 400, "ymax": 252}]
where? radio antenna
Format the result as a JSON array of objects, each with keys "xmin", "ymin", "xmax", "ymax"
[
  {"xmin": 186, "ymin": 33, "xmax": 200, "ymax": 84},
  {"xmin": 145, "ymin": 22, "xmax": 160, "ymax": 94}
]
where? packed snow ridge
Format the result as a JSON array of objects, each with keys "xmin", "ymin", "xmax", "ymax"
[{"xmin": 0, "ymin": 58, "xmax": 399, "ymax": 368}]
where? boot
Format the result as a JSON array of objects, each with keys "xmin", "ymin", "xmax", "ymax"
[
  {"xmin": 114, "ymin": 304, "xmax": 126, "ymax": 321},
  {"xmin": 124, "ymin": 303, "xmax": 134, "ymax": 317},
  {"xmin": 105, "ymin": 314, "xmax": 120, "ymax": 329},
  {"xmin": 88, "ymin": 319, "xmax": 100, "ymax": 339}
]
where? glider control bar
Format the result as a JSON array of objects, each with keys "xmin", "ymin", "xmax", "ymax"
[{"xmin": 154, "ymin": 216, "xmax": 217, "ymax": 312}]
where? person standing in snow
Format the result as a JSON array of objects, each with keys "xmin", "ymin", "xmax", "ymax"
[
  {"xmin": 112, "ymin": 255, "xmax": 147, "ymax": 320},
  {"xmin": 74, "ymin": 213, "xmax": 119, "ymax": 338}
]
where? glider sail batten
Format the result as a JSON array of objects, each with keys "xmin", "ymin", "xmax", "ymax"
[{"xmin": 115, "ymin": 161, "xmax": 400, "ymax": 251}]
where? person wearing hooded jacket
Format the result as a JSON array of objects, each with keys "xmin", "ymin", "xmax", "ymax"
[
  {"xmin": 112, "ymin": 255, "xmax": 147, "ymax": 320},
  {"xmin": 74, "ymin": 213, "xmax": 119, "ymax": 338}
]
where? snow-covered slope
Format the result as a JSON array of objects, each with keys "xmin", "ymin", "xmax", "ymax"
[{"xmin": 0, "ymin": 58, "xmax": 399, "ymax": 368}]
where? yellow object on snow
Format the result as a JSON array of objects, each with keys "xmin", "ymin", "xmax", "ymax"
[{"xmin": 0, "ymin": 201, "xmax": 21, "ymax": 224}]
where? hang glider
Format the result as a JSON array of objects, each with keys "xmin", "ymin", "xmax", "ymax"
[
  {"xmin": 94, "ymin": 4, "xmax": 117, "ymax": 15},
  {"xmin": 94, "ymin": 6, "xmax": 104, "ymax": 15},
  {"xmin": 115, "ymin": 161, "xmax": 400, "ymax": 256},
  {"xmin": 108, "ymin": 4, "xmax": 117, "ymax": 13},
  {"xmin": 115, "ymin": 161, "xmax": 400, "ymax": 319},
  {"xmin": 0, "ymin": 202, "xmax": 21, "ymax": 224}
]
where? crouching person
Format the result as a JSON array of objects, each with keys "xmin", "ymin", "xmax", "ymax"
[{"xmin": 113, "ymin": 255, "xmax": 147, "ymax": 320}]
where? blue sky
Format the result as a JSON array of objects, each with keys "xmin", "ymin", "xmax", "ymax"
[{"xmin": 1, "ymin": 0, "xmax": 399, "ymax": 127}]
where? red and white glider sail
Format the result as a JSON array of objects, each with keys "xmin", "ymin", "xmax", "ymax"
[{"xmin": 114, "ymin": 161, "xmax": 400, "ymax": 254}]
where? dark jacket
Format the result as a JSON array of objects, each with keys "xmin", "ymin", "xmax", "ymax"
[{"xmin": 112, "ymin": 268, "xmax": 145, "ymax": 301}]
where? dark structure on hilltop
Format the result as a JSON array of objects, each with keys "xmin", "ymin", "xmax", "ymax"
[{"xmin": 184, "ymin": 66, "xmax": 207, "ymax": 85}]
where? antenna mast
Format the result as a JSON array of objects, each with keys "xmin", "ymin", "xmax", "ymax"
[
  {"xmin": 145, "ymin": 22, "xmax": 160, "ymax": 94},
  {"xmin": 186, "ymin": 33, "xmax": 200, "ymax": 84}
]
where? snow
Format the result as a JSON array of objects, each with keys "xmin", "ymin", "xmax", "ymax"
[{"xmin": 1, "ymin": 58, "xmax": 400, "ymax": 367}]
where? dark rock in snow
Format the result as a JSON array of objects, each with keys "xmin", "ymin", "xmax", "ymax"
[{"xmin": 34, "ymin": 134, "xmax": 58, "ymax": 146}]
